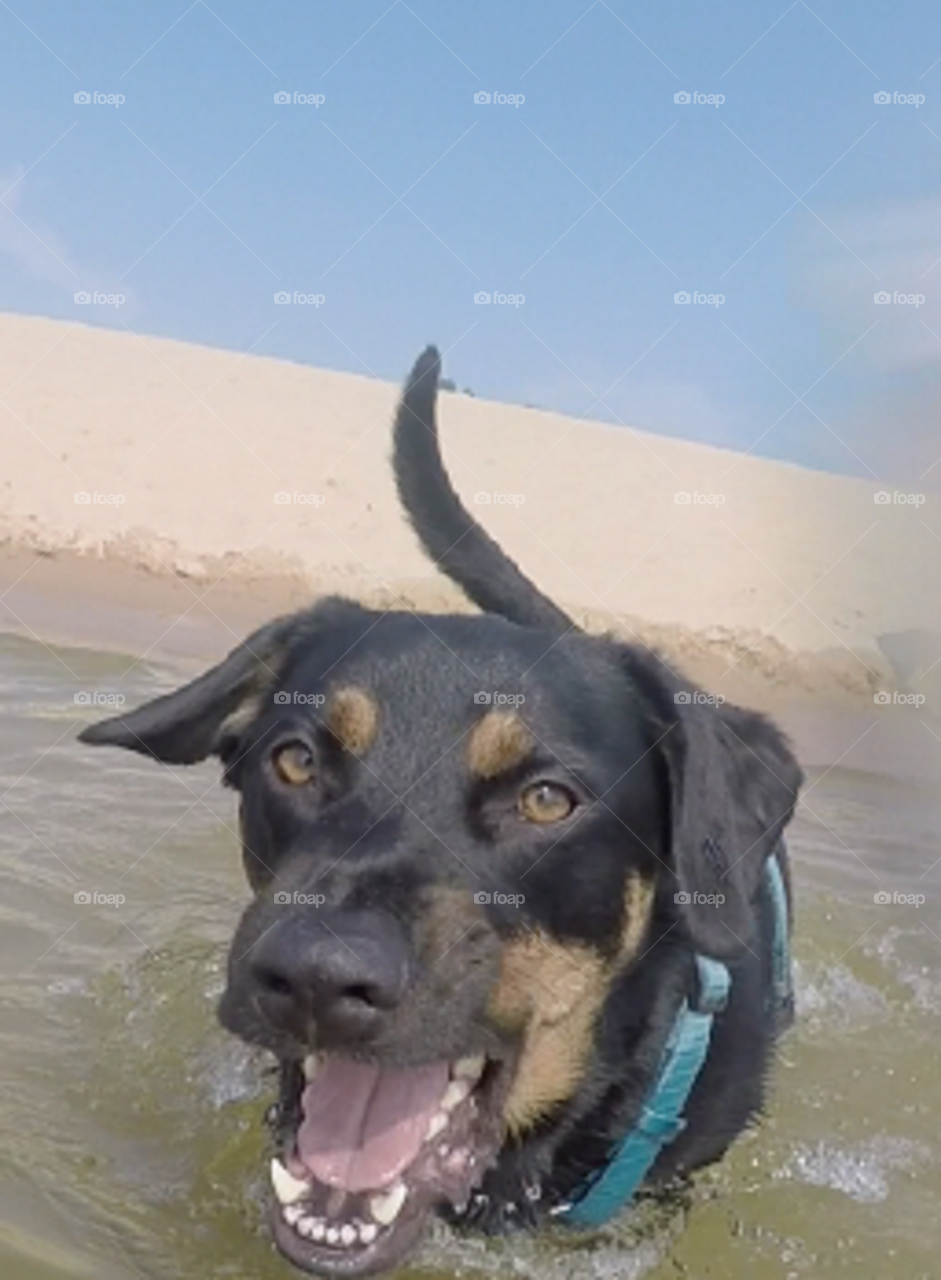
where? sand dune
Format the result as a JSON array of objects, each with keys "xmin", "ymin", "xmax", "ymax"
[{"xmin": 0, "ymin": 312, "xmax": 939, "ymax": 776}]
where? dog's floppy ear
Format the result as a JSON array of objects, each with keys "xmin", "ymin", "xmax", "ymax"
[
  {"xmin": 627, "ymin": 650, "xmax": 802, "ymax": 958},
  {"xmin": 77, "ymin": 599, "xmax": 362, "ymax": 764}
]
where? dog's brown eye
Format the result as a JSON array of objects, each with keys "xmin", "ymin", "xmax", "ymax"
[
  {"xmin": 272, "ymin": 742, "xmax": 316, "ymax": 786},
  {"xmin": 519, "ymin": 781, "xmax": 576, "ymax": 824}
]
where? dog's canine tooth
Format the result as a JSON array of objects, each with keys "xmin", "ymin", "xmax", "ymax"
[
  {"xmin": 360, "ymin": 1222, "xmax": 378, "ymax": 1244},
  {"xmin": 369, "ymin": 1181, "xmax": 407, "ymax": 1225},
  {"xmin": 303, "ymin": 1053, "xmax": 321, "ymax": 1082},
  {"xmin": 426, "ymin": 1110, "xmax": 448, "ymax": 1141},
  {"xmin": 340, "ymin": 1224, "xmax": 357, "ymax": 1246},
  {"xmin": 440, "ymin": 1077, "xmax": 472, "ymax": 1112},
  {"xmin": 270, "ymin": 1157, "xmax": 310, "ymax": 1205},
  {"xmin": 453, "ymin": 1054, "xmax": 485, "ymax": 1080}
]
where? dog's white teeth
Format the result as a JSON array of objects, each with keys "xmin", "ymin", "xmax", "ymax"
[
  {"xmin": 283, "ymin": 1204, "xmax": 304, "ymax": 1227},
  {"xmin": 303, "ymin": 1053, "xmax": 321, "ymax": 1082},
  {"xmin": 297, "ymin": 1215, "xmax": 320, "ymax": 1239},
  {"xmin": 310, "ymin": 1220, "xmax": 325, "ymax": 1242},
  {"xmin": 340, "ymin": 1224, "xmax": 357, "ymax": 1247},
  {"xmin": 453, "ymin": 1054, "xmax": 486, "ymax": 1081},
  {"xmin": 440, "ymin": 1077, "xmax": 472, "ymax": 1112},
  {"xmin": 325, "ymin": 1226, "xmax": 340, "ymax": 1245},
  {"xmin": 270, "ymin": 1157, "xmax": 311, "ymax": 1205},
  {"xmin": 360, "ymin": 1222, "xmax": 378, "ymax": 1244},
  {"xmin": 426, "ymin": 1110, "xmax": 449, "ymax": 1141},
  {"xmin": 369, "ymin": 1181, "xmax": 408, "ymax": 1225}
]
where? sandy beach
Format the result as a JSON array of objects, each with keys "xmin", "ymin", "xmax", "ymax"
[{"xmin": 1, "ymin": 312, "xmax": 939, "ymax": 778}]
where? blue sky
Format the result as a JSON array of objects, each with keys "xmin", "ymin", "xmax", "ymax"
[{"xmin": 1, "ymin": 0, "xmax": 940, "ymax": 480}]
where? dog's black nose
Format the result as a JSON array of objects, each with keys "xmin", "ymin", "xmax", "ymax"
[{"xmin": 249, "ymin": 909, "xmax": 410, "ymax": 1044}]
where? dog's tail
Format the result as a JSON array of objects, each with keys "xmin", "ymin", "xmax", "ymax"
[{"xmin": 393, "ymin": 346, "xmax": 574, "ymax": 633}]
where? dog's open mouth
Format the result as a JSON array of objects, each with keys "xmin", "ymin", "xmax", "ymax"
[{"xmin": 269, "ymin": 1051, "xmax": 508, "ymax": 1276}]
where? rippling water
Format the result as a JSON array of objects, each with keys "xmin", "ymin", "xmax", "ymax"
[{"xmin": 1, "ymin": 632, "xmax": 939, "ymax": 1280}]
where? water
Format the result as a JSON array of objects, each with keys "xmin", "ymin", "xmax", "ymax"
[{"xmin": 1, "ymin": 632, "xmax": 939, "ymax": 1280}]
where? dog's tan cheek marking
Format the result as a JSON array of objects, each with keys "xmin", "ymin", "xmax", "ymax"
[
  {"xmin": 327, "ymin": 687, "xmax": 379, "ymax": 755},
  {"xmin": 488, "ymin": 933, "xmax": 609, "ymax": 1135},
  {"xmin": 466, "ymin": 710, "xmax": 533, "ymax": 780},
  {"xmin": 620, "ymin": 873, "xmax": 655, "ymax": 961}
]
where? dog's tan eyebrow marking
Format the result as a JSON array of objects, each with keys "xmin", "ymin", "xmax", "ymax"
[
  {"xmin": 466, "ymin": 710, "xmax": 533, "ymax": 779},
  {"xmin": 326, "ymin": 686, "xmax": 379, "ymax": 755}
]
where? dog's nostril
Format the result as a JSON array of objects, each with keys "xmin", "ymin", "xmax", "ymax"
[{"xmin": 345, "ymin": 983, "xmax": 375, "ymax": 1005}]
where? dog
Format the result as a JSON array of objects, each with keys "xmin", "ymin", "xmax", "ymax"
[{"xmin": 80, "ymin": 347, "xmax": 802, "ymax": 1277}]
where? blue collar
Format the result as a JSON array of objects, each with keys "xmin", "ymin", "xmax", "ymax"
[{"xmin": 559, "ymin": 853, "xmax": 791, "ymax": 1228}]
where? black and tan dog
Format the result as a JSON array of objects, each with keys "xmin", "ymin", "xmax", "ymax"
[{"xmin": 80, "ymin": 348, "xmax": 802, "ymax": 1277}]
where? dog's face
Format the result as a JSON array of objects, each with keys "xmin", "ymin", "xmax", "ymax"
[{"xmin": 80, "ymin": 597, "xmax": 799, "ymax": 1276}]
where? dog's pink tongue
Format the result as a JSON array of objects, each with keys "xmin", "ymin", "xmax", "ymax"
[{"xmin": 296, "ymin": 1058, "xmax": 449, "ymax": 1193}]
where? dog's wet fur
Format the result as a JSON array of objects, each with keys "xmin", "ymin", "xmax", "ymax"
[{"xmin": 80, "ymin": 347, "xmax": 802, "ymax": 1276}]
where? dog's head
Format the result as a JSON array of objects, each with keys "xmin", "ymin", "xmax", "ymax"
[{"xmin": 79, "ymin": 349, "xmax": 801, "ymax": 1276}]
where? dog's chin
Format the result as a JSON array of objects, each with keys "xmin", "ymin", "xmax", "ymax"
[{"xmin": 267, "ymin": 1051, "xmax": 513, "ymax": 1277}]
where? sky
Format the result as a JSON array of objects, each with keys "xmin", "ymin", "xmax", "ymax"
[{"xmin": 1, "ymin": 0, "xmax": 940, "ymax": 481}]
